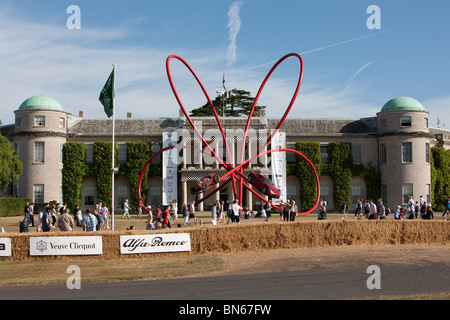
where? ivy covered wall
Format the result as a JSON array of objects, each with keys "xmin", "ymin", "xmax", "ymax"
[
  {"xmin": 431, "ymin": 146, "xmax": 450, "ymax": 211},
  {"xmin": 62, "ymin": 142, "xmax": 86, "ymax": 209},
  {"xmin": 289, "ymin": 141, "xmax": 381, "ymax": 212},
  {"xmin": 62, "ymin": 141, "xmax": 157, "ymax": 211}
]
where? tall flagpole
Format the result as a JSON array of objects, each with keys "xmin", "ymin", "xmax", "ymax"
[{"xmin": 111, "ymin": 64, "xmax": 116, "ymax": 231}]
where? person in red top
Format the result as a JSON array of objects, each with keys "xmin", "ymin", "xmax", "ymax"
[{"xmin": 162, "ymin": 206, "xmax": 172, "ymax": 228}]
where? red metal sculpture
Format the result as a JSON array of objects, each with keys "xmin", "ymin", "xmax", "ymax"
[{"xmin": 138, "ymin": 53, "xmax": 320, "ymax": 215}]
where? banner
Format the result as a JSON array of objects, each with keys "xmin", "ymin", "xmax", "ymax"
[
  {"xmin": 98, "ymin": 68, "xmax": 115, "ymax": 118},
  {"xmin": 0, "ymin": 238, "xmax": 11, "ymax": 257},
  {"xmin": 162, "ymin": 131, "xmax": 178, "ymax": 206},
  {"xmin": 120, "ymin": 233, "xmax": 191, "ymax": 254},
  {"xmin": 30, "ymin": 236, "xmax": 103, "ymax": 256},
  {"xmin": 271, "ymin": 130, "xmax": 286, "ymax": 205}
]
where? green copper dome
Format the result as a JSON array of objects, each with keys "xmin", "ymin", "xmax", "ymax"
[
  {"xmin": 19, "ymin": 95, "xmax": 64, "ymax": 111},
  {"xmin": 381, "ymin": 97, "xmax": 425, "ymax": 112}
]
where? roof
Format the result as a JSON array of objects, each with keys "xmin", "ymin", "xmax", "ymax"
[
  {"xmin": 18, "ymin": 95, "xmax": 64, "ymax": 112},
  {"xmin": 381, "ymin": 97, "xmax": 426, "ymax": 112}
]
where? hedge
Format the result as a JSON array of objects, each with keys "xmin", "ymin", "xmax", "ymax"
[{"xmin": 0, "ymin": 197, "xmax": 31, "ymax": 217}]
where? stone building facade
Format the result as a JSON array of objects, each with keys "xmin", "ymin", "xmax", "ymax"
[{"xmin": 1, "ymin": 95, "xmax": 448, "ymax": 212}]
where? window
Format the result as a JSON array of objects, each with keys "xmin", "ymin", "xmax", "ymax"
[
  {"xmin": 425, "ymin": 143, "xmax": 430, "ymax": 164},
  {"xmin": 402, "ymin": 184, "xmax": 413, "ymax": 205},
  {"xmin": 84, "ymin": 186, "xmax": 95, "ymax": 206},
  {"xmin": 400, "ymin": 116, "xmax": 411, "ymax": 127},
  {"xmin": 287, "ymin": 185, "xmax": 297, "ymax": 201},
  {"xmin": 60, "ymin": 143, "xmax": 64, "ymax": 164},
  {"xmin": 15, "ymin": 117, "xmax": 21, "ymax": 128},
  {"xmin": 286, "ymin": 144, "xmax": 296, "ymax": 164},
  {"xmin": 351, "ymin": 185, "xmax": 361, "ymax": 205},
  {"xmin": 117, "ymin": 186, "xmax": 128, "ymax": 208},
  {"xmin": 380, "ymin": 143, "xmax": 387, "ymax": 164},
  {"xmin": 34, "ymin": 116, "xmax": 45, "ymax": 127},
  {"xmin": 402, "ymin": 142, "xmax": 412, "ymax": 163},
  {"xmin": 118, "ymin": 144, "xmax": 127, "ymax": 163},
  {"xmin": 13, "ymin": 185, "xmax": 19, "ymax": 198},
  {"xmin": 14, "ymin": 143, "xmax": 20, "ymax": 159},
  {"xmin": 33, "ymin": 184, "xmax": 44, "ymax": 203},
  {"xmin": 320, "ymin": 185, "xmax": 329, "ymax": 202},
  {"xmin": 426, "ymin": 184, "xmax": 431, "ymax": 204},
  {"xmin": 424, "ymin": 118, "xmax": 429, "ymax": 129},
  {"xmin": 320, "ymin": 146, "xmax": 329, "ymax": 163},
  {"xmin": 380, "ymin": 118, "xmax": 386, "ymax": 129},
  {"xmin": 151, "ymin": 144, "xmax": 161, "ymax": 164},
  {"xmin": 381, "ymin": 185, "xmax": 388, "ymax": 205},
  {"xmin": 34, "ymin": 142, "xmax": 45, "ymax": 163},
  {"xmin": 85, "ymin": 144, "xmax": 93, "ymax": 163},
  {"xmin": 59, "ymin": 117, "xmax": 66, "ymax": 129},
  {"xmin": 150, "ymin": 185, "xmax": 161, "ymax": 206},
  {"xmin": 352, "ymin": 145, "xmax": 362, "ymax": 164}
]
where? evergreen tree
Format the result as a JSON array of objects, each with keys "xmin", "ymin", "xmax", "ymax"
[{"xmin": 190, "ymin": 89, "xmax": 266, "ymax": 117}]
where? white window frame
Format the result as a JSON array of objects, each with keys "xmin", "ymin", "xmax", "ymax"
[
  {"xmin": 85, "ymin": 144, "xmax": 94, "ymax": 163},
  {"xmin": 33, "ymin": 184, "xmax": 44, "ymax": 203},
  {"xmin": 34, "ymin": 115, "xmax": 45, "ymax": 127},
  {"xmin": 402, "ymin": 142, "xmax": 412, "ymax": 163},
  {"xmin": 34, "ymin": 141, "xmax": 45, "ymax": 163}
]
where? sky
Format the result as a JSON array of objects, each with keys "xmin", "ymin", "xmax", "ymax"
[{"xmin": 1, "ymin": 0, "xmax": 449, "ymax": 128}]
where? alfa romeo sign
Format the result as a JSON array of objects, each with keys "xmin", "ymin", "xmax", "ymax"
[{"xmin": 120, "ymin": 233, "xmax": 191, "ymax": 254}]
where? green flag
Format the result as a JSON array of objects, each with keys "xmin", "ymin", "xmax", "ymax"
[{"xmin": 99, "ymin": 68, "xmax": 115, "ymax": 118}]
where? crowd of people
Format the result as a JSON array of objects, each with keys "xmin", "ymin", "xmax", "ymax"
[
  {"xmin": 317, "ymin": 194, "xmax": 447, "ymax": 221},
  {"xmin": 22, "ymin": 201, "xmax": 111, "ymax": 232},
  {"xmin": 21, "ymin": 194, "xmax": 449, "ymax": 233}
]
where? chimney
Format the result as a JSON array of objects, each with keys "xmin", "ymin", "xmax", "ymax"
[
  {"xmin": 79, "ymin": 111, "xmax": 84, "ymax": 118},
  {"xmin": 127, "ymin": 112, "xmax": 132, "ymax": 118}
]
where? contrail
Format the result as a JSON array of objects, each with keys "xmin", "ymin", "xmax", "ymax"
[
  {"xmin": 246, "ymin": 32, "xmax": 384, "ymax": 71},
  {"xmin": 226, "ymin": 1, "xmax": 244, "ymax": 67},
  {"xmin": 348, "ymin": 61, "xmax": 374, "ymax": 82}
]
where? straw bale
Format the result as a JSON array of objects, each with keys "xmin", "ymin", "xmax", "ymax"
[{"xmin": 1, "ymin": 220, "xmax": 448, "ymax": 260}]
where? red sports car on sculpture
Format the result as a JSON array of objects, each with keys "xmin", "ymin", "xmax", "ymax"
[
  {"xmin": 190, "ymin": 174, "xmax": 220, "ymax": 194},
  {"xmin": 247, "ymin": 172, "xmax": 280, "ymax": 198}
]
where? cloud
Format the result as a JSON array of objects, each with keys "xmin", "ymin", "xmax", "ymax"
[
  {"xmin": 246, "ymin": 32, "xmax": 384, "ymax": 71},
  {"xmin": 0, "ymin": 4, "xmax": 394, "ymax": 128},
  {"xmin": 0, "ymin": 9, "xmax": 224, "ymax": 124},
  {"xmin": 226, "ymin": 1, "xmax": 244, "ymax": 67}
]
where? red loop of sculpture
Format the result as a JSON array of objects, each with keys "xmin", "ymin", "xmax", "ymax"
[{"xmin": 138, "ymin": 53, "xmax": 320, "ymax": 216}]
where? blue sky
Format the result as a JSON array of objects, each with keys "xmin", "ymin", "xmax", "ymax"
[{"xmin": 1, "ymin": 0, "xmax": 449, "ymax": 128}]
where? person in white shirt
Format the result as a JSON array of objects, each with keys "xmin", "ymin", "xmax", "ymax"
[
  {"xmin": 121, "ymin": 199, "xmax": 130, "ymax": 219},
  {"xmin": 101, "ymin": 204, "xmax": 110, "ymax": 228},
  {"xmin": 368, "ymin": 199, "xmax": 377, "ymax": 220},
  {"xmin": 231, "ymin": 200, "xmax": 242, "ymax": 224}
]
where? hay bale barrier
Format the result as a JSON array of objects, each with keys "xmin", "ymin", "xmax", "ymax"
[{"xmin": 1, "ymin": 220, "xmax": 448, "ymax": 261}]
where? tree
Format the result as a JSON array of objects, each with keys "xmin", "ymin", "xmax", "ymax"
[
  {"xmin": 0, "ymin": 133, "xmax": 22, "ymax": 192},
  {"xmin": 190, "ymin": 89, "xmax": 266, "ymax": 117}
]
